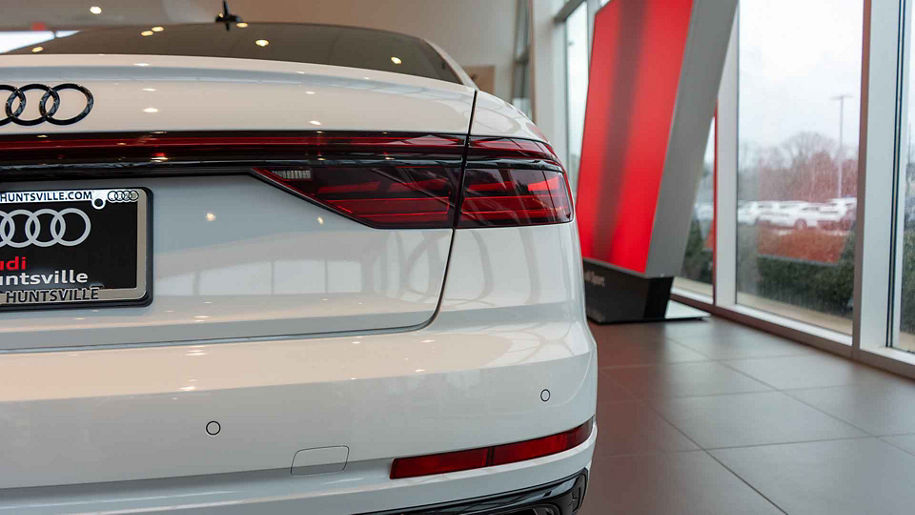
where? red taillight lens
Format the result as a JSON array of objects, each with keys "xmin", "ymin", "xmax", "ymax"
[
  {"xmin": 254, "ymin": 135, "xmax": 572, "ymax": 229},
  {"xmin": 389, "ymin": 419, "xmax": 593, "ymax": 479},
  {"xmin": 389, "ymin": 447, "xmax": 490, "ymax": 480},
  {"xmin": 458, "ymin": 137, "xmax": 573, "ymax": 228},
  {"xmin": 458, "ymin": 168, "xmax": 573, "ymax": 227},
  {"xmin": 490, "ymin": 420, "xmax": 592, "ymax": 466},
  {"xmin": 256, "ymin": 166, "xmax": 458, "ymax": 229}
]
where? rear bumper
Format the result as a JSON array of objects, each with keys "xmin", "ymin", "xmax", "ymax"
[
  {"xmin": 366, "ymin": 469, "xmax": 589, "ymax": 515},
  {"xmin": 0, "ymin": 426, "xmax": 596, "ymax": 514},
  {"xmin": 0, "ymin": 312, "xmax": 597, "ymax": 513}
]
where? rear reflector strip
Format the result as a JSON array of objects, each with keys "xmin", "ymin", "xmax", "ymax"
[{"xmin": 390, "ymin": 419, "xmax": 593, "ymax": 479}]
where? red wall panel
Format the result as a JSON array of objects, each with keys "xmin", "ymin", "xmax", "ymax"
[{"xmin": 576, "ymin": 0, "xmax": 694, "ymax": 274}]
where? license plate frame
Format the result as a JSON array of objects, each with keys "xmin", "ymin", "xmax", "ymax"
[{"xmin": 0, "ymin": 187, "xmax": 152, "ymax": 311}]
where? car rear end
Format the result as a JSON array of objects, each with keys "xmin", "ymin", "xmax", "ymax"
[{"xmin": 0, "ymin": 24, "xmax": 596, "ymax": 514}]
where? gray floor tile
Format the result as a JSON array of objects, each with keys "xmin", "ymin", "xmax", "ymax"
[
  {"xmin": 674, "ymin": 330, "xmax": 816, "ymax": 359},
  {"xmin": 594, "ymin": 335, "xmax": 709, "ymax": 368},
  {"xmin": 712, "ymin": 439, "xmax": 915, "ymax": 515},
  {"xmin": 723, "ymin": 354, "xmax": 885, "ymax": 390},
  {"xmin": 595, "ymin": 400, "xmax": 699, "ymax": 456},
  {"xmin": 654, "ymin": 391, "xmax": 866, "ymax": 448},
  {"xmin": 579, "ymin": 451, "xmax": 781, "ymax": 515},
  {"xmin": 789, "ymin": 378, "xmax": 915, "ymax": 435},
  {"xmin": 605, "ymin": 361, "xmax": 771, "ymax": 399}
]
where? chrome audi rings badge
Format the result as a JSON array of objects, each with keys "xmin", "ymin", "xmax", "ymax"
[
  {"xmin": 0, "ymin": 208, "xmax": 91, "ymax": 248},
  {"xmin": 0, "ymin": 83, "xmax": 94, "ymax": 127}
]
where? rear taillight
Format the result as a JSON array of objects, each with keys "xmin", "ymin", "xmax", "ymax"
[
  {"xmin": 256, "ymin": 166, "xmax": 458, "ymax": 229},
  {"xmin": 0, "ymin": 131, "xmax": 573, "ymax": 230},
  {"xmin": 257, "ymin": 136, "xmax": 572, "ymax": 229},
  {"xmin": 390, "ymin": 419, "xmax": 593, "ymax": 479},
  {"xmin": 458, "ymin": 168, "xmax": 573, "ymax": 227}
]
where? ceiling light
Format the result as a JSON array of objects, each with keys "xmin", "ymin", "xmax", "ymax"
[
  {"xmin": 151, "ymin": 26, "xmax": 164, "ymax": 32},
  {"xmin": 390, "ymin": 56, "xmax": 402, "ymax": 65},
  {"xmin": 143, "ymin": 107, "xmax": 159, "ymax": 113},
  {"xmin": 309, "ymin": 120, "xmax": 322, "ymax": 126},
  {"xmin": 89, "ymin": 6, "xmax": 102, "ymax": 15},
  {"xmin": 141, "ymin": 30, "xmax": 153, "ymax": 36},
  {"xmin": 236, "ymin": 22, "xmax": 248, "ymax": 28},
  {"xmin": 31, "ymin": 46, "xmax": 43, "ymax": 53},
  {"xmin": 255, "ymin": 39, "xmax": 269, "ymax": 47}
]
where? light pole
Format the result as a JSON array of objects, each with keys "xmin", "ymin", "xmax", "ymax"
[{"xmin": 832, "ymin": 94, "xmax": 852, "ymax": 198}]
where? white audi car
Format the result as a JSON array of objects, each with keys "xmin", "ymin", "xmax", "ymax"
[{"xmin": 0, "ymin": 23, "xmax": 596, "ymax": 514}]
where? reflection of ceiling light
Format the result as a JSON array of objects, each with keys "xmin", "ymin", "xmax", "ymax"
[
  {"xmin": 31, "ymin": 46, "xmax": 43, "ymax": 53},
  {"xmin": 206, "ymin": 212, "xmax": 216, "ymax": 221},
  {"xmin": 142, "ymin": 87, "xmax": 156, "ymax": 92},
  {"xmin": 236, "ymin": 22, "xmax": 248, "ymax": 28},
  {"xmin": 151, "ymin": 26, "xmax": 164, "ymax": 32},
  {"xmin": 134, "ymin": 62, "xmax": 149, "ymax": 66},
  {"xmin": 305, "ymin": 90, "xmax": 315, "ymax": 95},
  {"xmin": 89, "ymin": 6, "xmax": 102, "ymax": 15},
  {"xmin": 309, "ymin": 120, "xmax": 322, "ymax": 126},
  {"xmin": 390, "ymin": 56, "xmax": 402, "ymax": 65},
  {"xmin": 141, "ymin": 30, "xmax": 153, "ymax": 36},
  {"xmin": 143, "ymin": 107, "xmax": 158, "ymax": 113},
  {"xmin": 255, "ymin": 39, "xmax": 269, "ymax": 47}
]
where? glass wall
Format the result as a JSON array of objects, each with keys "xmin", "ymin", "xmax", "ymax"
[
  {"xmin": 676, "ymin": 121, "xmax": 716, "ymax": 297},
  {"xmin": 736, "ymin": 0, "xmax": 863, "ymax": 334},
  {"xmin": 898, "ymin": 0, "xmax": 915, "ymax": 351},
  {"xmin": 564, "ymin": 2, "xmax": 589, "ymax": 192}
]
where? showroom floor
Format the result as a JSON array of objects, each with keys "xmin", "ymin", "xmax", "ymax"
[{"xmin": 581, "ymin": 316, "xmax": 915, "ymax": 515}]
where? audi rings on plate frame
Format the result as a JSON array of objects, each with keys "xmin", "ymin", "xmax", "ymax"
[
  {"xmin": 0, "ymin": 208, "xmax": 92, "ymax": 248},
  {"xmin": 1, "ymin": 84, "xmax": 94, "ymax": 127},
  {"xmin": 107, "ymin": 190, "xmax": 140, "ymax": 203}
]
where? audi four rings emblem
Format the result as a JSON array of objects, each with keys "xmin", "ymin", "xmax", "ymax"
[
  {"xmin": 0, "ymin": 209, "xmax": 92, "ymax": 248},
  {"xmin": 108, "ymin": 190, "xmax": 140, "ymax": 202},
  {"xmin": 0, "ymin": 84, "xmax": 94, "ymax": 127}
]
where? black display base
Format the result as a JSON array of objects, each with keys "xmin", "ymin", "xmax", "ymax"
[{"xmin": 583, "ymin": 259, "xmax": 676, "ymax": 324}]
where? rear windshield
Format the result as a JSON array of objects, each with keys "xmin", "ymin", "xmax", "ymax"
[{"xmin": 2, "ymin": 23, "xmax": 462, "ymax": 84}]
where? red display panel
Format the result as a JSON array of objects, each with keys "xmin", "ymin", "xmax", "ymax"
[{"xmin": 576, "ymin": 0, "xmax": 694, "ymax": 274}]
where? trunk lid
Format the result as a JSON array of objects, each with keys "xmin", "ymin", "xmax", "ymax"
[{"xmin": 0, "ymin": 55, "xmax": 475, "ymax": 350}]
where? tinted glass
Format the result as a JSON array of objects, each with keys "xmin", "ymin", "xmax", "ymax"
[{"xmin": 2, "ymin": 23, "xmax": 462, "ymax": 84}]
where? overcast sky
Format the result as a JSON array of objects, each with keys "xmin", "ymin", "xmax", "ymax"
[{"xmin": 739, "ymin": 0, "xmax": 864, "ymax": 152}]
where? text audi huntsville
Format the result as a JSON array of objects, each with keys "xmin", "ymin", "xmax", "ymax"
[{"xmin": 0, "ymin": 22, "xmax": 596, "ymax": 514}]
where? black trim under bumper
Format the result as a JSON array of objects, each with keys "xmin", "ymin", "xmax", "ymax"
[{"xmin": 363, "ymin": 469, "xmax": 589, "ymax": 515}]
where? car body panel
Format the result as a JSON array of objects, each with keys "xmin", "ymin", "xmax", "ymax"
[
  {"xmin": 0, "ymin": 431, "xmax": 595, "ymax": 514},
  {"xmin": 0, "ymin": 224, "xmax": 595, "ymax": 491},
  {"xmin": 0, "ymin": 175, "xmax": 452, "ymax": 350},
  {"xmin": 471, "ymin": 90, "xmax": 547, "ymax": 141},
  {"xmin": 0, "ymin": 55, "xmax": 475, "ymax": 135}
]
